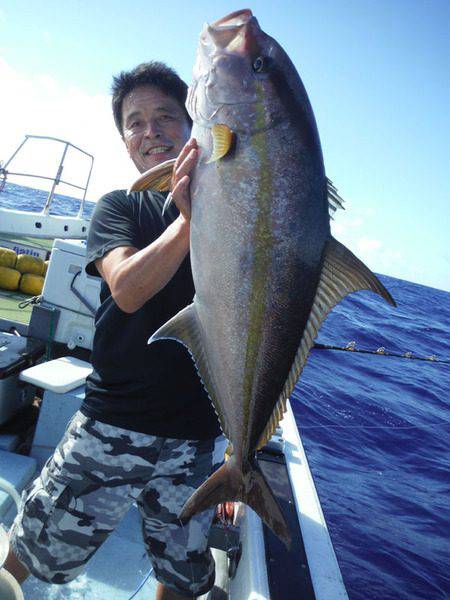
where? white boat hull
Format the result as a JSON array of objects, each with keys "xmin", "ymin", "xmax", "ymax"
[{"xmin": 0, "ymin": 207, "xmax": 89, "ymax": 240}]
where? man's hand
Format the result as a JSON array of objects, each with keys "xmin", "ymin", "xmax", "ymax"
[{"xmin": 170, "ymin": 138, "xmax": 198, "ymax": 221}]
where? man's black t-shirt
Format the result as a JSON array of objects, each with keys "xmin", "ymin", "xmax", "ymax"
[{"xmin": 82, "ymin": 189, "xmax": 221, "ymax": 440}]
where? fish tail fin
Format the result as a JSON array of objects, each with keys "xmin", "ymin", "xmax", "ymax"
[
  {"xmin": 179, "ymin": 456, "xmax": 291, "ymax": 548},
  {"xmin": 245, "ymin": 463, "xmax": 292, "ymax": 548}
]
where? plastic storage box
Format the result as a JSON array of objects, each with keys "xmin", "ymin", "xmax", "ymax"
[{"xmin": 0, "ymin": 332, "xmax": 45, "ymax": 425}]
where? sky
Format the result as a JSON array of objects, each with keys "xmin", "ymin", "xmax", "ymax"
[{"xmin": 0, "ymin": 0, "xmax": 448, "ymax": 291}]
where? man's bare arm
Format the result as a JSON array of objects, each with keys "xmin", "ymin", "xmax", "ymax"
[
  {"xmin": 96, "ymin": 217, "xmax": 189, "ymax": 313},
  {"xmin": 96, "ymin": 139, "xmax": 198, "ymax": 313}
]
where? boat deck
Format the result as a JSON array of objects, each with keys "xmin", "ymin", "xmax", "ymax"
[
  {"xmin": 0, "ymin": 235, "xmax": 53, "ymax": 254},
  {"xmin": 0, "ymin": 289, "xmax": 33, "ymax": 326},
  {"xmin": 0, "ymin": 234, "xmax": 54, "ymax": 327}
]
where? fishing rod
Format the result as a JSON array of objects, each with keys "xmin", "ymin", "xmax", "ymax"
[{"xmin": 312, "ymin": 341, "xmax": 450, "ymax": 365}]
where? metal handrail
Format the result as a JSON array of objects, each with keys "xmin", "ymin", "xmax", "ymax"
[
  {"xmin": 0, "ymin": 135, "xmax": 94, "ymax": 218},
  {"xmin": 0, "ymin": 172, "xmax": 87, "ymax": 191}
]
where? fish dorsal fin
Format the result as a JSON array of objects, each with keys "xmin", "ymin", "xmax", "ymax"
[
  {"xmin": 128, "ymin": 158, "xmax": 176, "ymax": 193},
  {"xmin": 326, "ymin": 178, "xmax": 345, "ymax": 219},
  {"xmin": 257, "ymin": 236, "xmax": 396, "ymax": 448},
  {"xmin": 148, "ymin": 303, "xmax": 231, "ymax": 440}
]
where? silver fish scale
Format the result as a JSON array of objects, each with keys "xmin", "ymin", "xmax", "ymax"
[{"xmin": 188, "ymin": 102, "xmax": 328, "ymax": 458}]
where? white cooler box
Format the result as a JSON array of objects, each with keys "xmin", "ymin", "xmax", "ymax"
[{"xmin": 30, "ymin": 239, "xmax": 101, "ymax": 351}]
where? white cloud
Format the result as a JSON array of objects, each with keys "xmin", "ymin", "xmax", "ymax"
[
  {"xmin": 356, "ymin": 237, "xmax": 381, "ymax": 253},
  {"xmin": 331, "ymin": 198, "xmax": 362, "ymax": 240},
  {"xmin": 332, "ymin": 215, "xmax": 363, "ymax": 238},
  {"xmin": 331, "ymin": 201, "xmax": 396, "ymax": 276},
  {"xmin": 0, "ymin": 58, "xmax": 137, "ymax": 202}
]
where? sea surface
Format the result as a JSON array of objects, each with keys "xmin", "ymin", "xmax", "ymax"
[
  {"xmin": 1, "ymin": 183, "xmax": 449, "ymax": 599},
  {"xmin": 0, "ymin": 181, "xmax": 96, "ymax": 220}
]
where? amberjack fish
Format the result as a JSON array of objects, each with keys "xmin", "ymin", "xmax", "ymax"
[{"xmin": 130, "ymin": 9, "xmax": 395, "ymax": 546}]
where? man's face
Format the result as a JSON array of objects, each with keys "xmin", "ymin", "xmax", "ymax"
[{"xmin": 122, "ymin": 85, "xmax": 191, "ymax": 173}]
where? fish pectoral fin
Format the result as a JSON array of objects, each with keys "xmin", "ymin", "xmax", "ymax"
[
  {"xmin": 127, "ymin": 158, "xmax": 176, "ymax": 193},
  {"xmin": 179, "ymin": 456, "xmax": 291, "ymax": 549},
  {"xmin": 206, "ymin": 124, "xmax": 235, "ymax": 163},
  {"xmin": 148, "ymin": 303, "xmax": 230, "ymax": 439},
  {"xmin": 257, "ymin": 236, "xmax": 396, "ymax": 449}
]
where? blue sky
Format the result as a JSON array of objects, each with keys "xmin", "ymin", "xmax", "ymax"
[{"xmin": 0, "ymin": 0, "xmax": 448, "ymax": 291}]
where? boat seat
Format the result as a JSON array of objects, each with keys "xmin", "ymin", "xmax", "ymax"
[
  {"xmin": 19, "ymin": 357, "xmax": 92, "ymax": 470},
  {"xmin": 0, "ymin": 434, "xmax": 19, "ymax": 453},
  {"xmin": 19, "ymin": 356, "xmax": 93, "ymax": 394}
]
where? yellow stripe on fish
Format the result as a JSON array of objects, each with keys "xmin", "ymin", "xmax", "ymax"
[{"xmin": 242, "ymin": 84, "xmax": 275, "ymax": 454}]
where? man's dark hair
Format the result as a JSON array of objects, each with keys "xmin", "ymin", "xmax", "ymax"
[{"xmin": 111, "ymin": 61, "xmax": 192, "ymax": 135}]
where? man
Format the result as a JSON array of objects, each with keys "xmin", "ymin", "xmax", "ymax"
[{"xmin": 5, "ymin": 62, "xmax": 224, "ymax": 600}]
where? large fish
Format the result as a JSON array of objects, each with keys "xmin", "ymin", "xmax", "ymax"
[{"xmin": 131, "ymin": 9, "xmax": 395, "ymax": 546}]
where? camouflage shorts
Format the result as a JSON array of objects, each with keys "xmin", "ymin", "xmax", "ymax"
[{"xmin": 9, "ymin": 411, "xmax": 227, "ymax": 597}]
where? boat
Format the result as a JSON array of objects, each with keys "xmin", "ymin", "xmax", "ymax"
[
  {"xmin": 0, "ymin": 134, "xmax": 93, "ymax": 247},
  {"xmin": 0, "ymin": 135, "xmax": 95, "ymax": 336}
]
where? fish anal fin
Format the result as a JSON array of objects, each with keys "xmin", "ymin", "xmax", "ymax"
[
  {"xmin": 148, "ymin": 304, "xmax": 230, "ymax": 440},
  {"xmin": 179, "ymin": 456, "xmax": 291, "ymax": 549},
  {"xmin": 257, "ymin": 236, "xmax": 396, "ymax": 448},
  {"xmin": 127, "ymin": 158, "xmax": 176, "ymax": 193}
]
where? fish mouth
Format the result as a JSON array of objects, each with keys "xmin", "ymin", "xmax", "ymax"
[
  {"xmin": 204, "ymin": 9, "xmax": 259, "ymax": 52},
  {"xmin": 210, "ymin": 9, "xmax": 253, "ymax": 29}
]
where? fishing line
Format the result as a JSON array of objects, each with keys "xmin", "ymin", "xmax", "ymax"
[
  {"xmin": 313, "ymin": 342, "xmax": 450, "ymax": 365},
  {"xmin": 127, "ymin": 566, "xmax": 154, "ymax": 600}
]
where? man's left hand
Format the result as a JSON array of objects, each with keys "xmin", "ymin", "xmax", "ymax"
[{"xmin": 171, "ymin": 138, "xmax": 198, "ymax": 222}]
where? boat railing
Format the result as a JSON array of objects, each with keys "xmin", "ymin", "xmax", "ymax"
[{"xmin": 0, "ymin": 135, "xmax": 94, "ymax": 219}]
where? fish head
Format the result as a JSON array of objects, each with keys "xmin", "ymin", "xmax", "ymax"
[{"xmin": 188, "ymin": 9, "xmax": 315, "ymax": 137}]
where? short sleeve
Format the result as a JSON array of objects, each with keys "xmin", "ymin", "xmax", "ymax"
[{"xmin": 85, "ymin": 190, "xmax": 140, "ymax": 277}]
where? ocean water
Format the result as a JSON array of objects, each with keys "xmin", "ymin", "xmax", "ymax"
[
  {"xmin": 296, "ymin": 277, "xmax": 450, "ymax": 599},
  {"xmin": 1, "ymin": 183, "xmax": 449, "ymax": 599},
  {"xmin": 0, "ymin": 181, "xmax": 95, "ymax": 219}
]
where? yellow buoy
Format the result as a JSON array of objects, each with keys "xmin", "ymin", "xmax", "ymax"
[
  {"xmin": 20, "ymin": 273, "xmax": 44, "ymax": 296},
  {"xmin": 0, "ymin": 266, "xmax": 21, "ymax": 291},
  {"xmin": 16, "ymin": 254, "xmax": 44, "ymax": 275},
  {"xmin": 0, "ymin": 247, "xmax": 17, "ymax": 269},
  {"xmin": 41, "ymin": 260, "xmax": 50, "ymax": 276}
]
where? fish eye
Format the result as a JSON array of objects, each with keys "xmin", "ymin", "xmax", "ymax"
[{"xmin": 252, "ymin": 56, "xmax": 270, "ymax": 73}]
